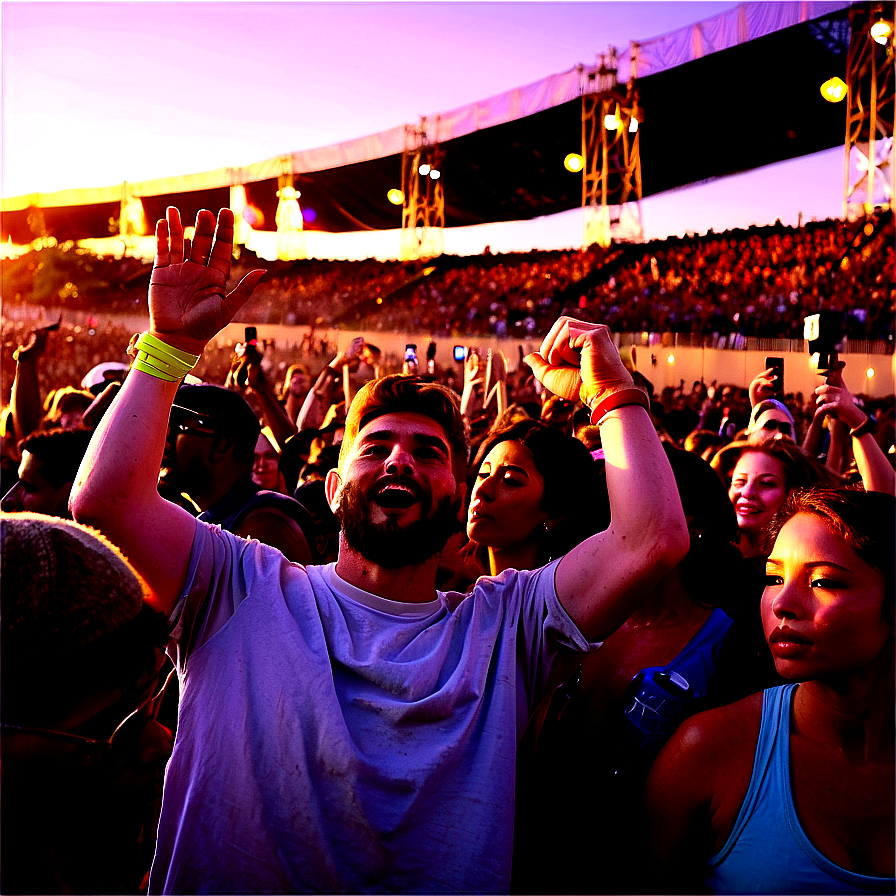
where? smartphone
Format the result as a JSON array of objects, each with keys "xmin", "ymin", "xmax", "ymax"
[
  {"xmin": 405, "ymin": 344, "xmax": 417, "ymax": 362},
  {"xmin": 245, "ymin": 326, "xmax": 258, "ymax": 346},
  {"xmin": 765, "ymin": 357, "xmax": 784, "ymax": 396},
  {"xmin": 453, "ymin": 345, "xmax": 466, "ymax": 362}
]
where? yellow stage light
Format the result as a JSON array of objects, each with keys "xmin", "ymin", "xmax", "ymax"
[
  {"xmin": 866, "ymin": 367, "xmax": 875, "ymax": 379},
  {"xmin": 564, "ymin": 152, "xmax": 584, "ymax": 172},
  {"xmin": 418, "ymin": 163, "xmax": 431, "ymax": 176},
  {"xmin": 387, "ymin": 188, "xmax": 404, "ymax": 205},
  {"xmin": 604, "ymin": 113, "xmax": 621, "ymax": 130},
  {"xmin": 429, "ymin": 168, "xmax": 441, "ymax": 180},
  {"xmin": 628, "ymin": 117, "xmax": 639, "ymax": 133},
  {"xmin": 820, "ymin": 77, "xmax": 847, "ymax": 102},
  {"xmin": 667, "ymin": 354, "xmax": 675, "ymax": 364},
  {"xmin": 871, "ymin": 19, "xmax": 892, "ymax": 44}
]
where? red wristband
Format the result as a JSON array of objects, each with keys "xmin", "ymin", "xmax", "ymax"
[{"xmin": 590, "ymin": 387, "xmax": 651, "ymax": 425}]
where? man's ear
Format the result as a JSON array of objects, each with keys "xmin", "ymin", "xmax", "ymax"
[
  {"xmin": 325, "ymin": 468, "xmax": 342, "ymax": 509},
  {"xmin": 210, "ymin": 435, "xmax": 234, "ymax": 462}
]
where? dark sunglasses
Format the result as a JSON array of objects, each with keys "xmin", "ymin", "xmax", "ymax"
[{"xmin": 761, "ymin": 420, "xmax": 792, "ymax": 435}]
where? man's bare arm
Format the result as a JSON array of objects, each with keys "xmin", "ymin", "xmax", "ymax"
[
  {"xmin": 526, "ymin": 318, "xmax": 688, "ymax": 641},
  {"xmin": 70, "ymin": 207, "xmax": 264, "ymax": 615}
]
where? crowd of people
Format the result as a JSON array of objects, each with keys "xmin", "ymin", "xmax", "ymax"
[
  {"xmin": 3, "ymin": 210, "xmax": 893, "ymax": 342},
  {"xmin": 0, "ymin": 204, "xmax": 893, "ymax": 896}
]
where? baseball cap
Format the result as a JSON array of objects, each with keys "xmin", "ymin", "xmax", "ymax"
[{"xmin": 171, "ymin": 384, "xmax": 261, "ymax": 438}]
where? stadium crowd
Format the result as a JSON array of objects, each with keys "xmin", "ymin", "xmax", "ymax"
[{"xmin": 0, "ymin": 204, "xmax": 893, "ymax": 895}]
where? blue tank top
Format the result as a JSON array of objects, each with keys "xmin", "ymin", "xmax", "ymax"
[{"xmin": 706, "ymin": 684, "xmax": 895, "ymax": 894}]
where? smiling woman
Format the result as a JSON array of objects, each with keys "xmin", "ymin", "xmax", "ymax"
[
  {"xmin": 646, "ymin": 488, "xmax": 895, "ymax": 894},
  {"xmin": 712, "ymin": 439, "xmax": 841, "ymax": 558}
]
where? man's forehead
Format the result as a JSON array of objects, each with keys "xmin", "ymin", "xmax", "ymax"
[{"xmin": 356, "ymin": 411, "xmax": 450, "ymax": 443}]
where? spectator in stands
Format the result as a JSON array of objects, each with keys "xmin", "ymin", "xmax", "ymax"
[
  {"xmin": 1, "ymin": 511, "xmax": 172, "ymax": 895},
  {"xmin": 646, "ymin": 488, "xmax": 894, "ymax": 895},
  {"xmin": 513, "ymin": 444, "xmax": 780, "ymax": 895},
  {"xmin": 70, "ymin": 206, "xmax": 686, "ymax": 895},
  {"xmin": 712, "ymin": 440, "xmax": 840, "ymax": 558},
  {"xmin": 464, "ymin": 417, "xmax": 604, "ymax": 577},
  {"xmin": 1, "ymin": 427, "xmax": 94, "ymax": 518},
  {"xmin": 162, "ymin": 383, "xmax": 321, "ymax": 565},
  {"xmin": 251, "ymin": 426, "xmax": 287, "ymax": 493},
  {"xmin": 746, "ymin": 399, "xmax": 796, "ymax": 445}
]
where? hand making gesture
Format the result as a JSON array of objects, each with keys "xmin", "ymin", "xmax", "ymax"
[
  {"xmin": 149, "ymin": 207, "xmax": 265, "ymax": 355},
  {"xmin": 524, "ymin": 317, "xmax": 636, "ymax": 407}
]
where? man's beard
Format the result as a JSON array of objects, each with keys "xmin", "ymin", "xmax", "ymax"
[{"xmin": 335, "ymin": 479, "xmax": 463, "ymax": 568}]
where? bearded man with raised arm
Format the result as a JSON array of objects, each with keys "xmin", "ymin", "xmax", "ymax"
[{"xmin": 71, "ymin": 206, "xmax": 687, "ymax": 894}]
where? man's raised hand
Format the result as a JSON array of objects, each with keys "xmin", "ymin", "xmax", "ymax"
[
  {"xmin": 524, "ymin": 316, "xmax": 633, "ymax": 405},
  {"xmin": 149, "ymin": 207, "xmax": 265, "ymax": 355}
]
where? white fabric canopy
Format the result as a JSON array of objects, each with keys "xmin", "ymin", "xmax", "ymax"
[{"xmin": 1, "ymin": 0, "xmax": 853, "ymax": 211}]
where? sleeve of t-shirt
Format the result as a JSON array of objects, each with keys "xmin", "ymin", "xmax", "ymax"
[
  {"xmin": 166, "ymin": 521, "xmax": 271, "ymax": 670},
  {"xmin": 468, "ymin": 559, "xmax": 600, "ymax": 711}
]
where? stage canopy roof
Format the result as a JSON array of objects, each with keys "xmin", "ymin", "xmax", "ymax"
[{"xmin": 1, "ymin": 0, "xmax": 855, "ymax": 244}]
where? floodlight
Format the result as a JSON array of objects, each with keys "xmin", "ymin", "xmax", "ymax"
[
  {"xmin": 604, "ymin": 114, "xmax": 620, "ymax": 130},
  {"xmin": 418, "ymin": 163, "xmax": 431, "ymax": 176},
  {"xmin": 387, "ymin": 188, "xmax": 404, "ymax": 205},
  {"xmin": 429, "ymin": 169, "xmax": 441, "ymax": 180},
  {"xmin": 871, "ymin": 19, "xmax": 892, "ymax": 44},
  {"xmin": 820, "ymin": 77, "xmax": 847, "ymax": 102},
  {"xmin": 628, "ymin": 117, "xmax": 639, "ymax": 133},
  {"xmin": 564, "ymin": 153, "xmax": 584, "ymax": 172}
]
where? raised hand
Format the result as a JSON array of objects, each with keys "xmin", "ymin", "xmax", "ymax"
[
  {"xmin": 748, "ymin": 367, "xmax": 778, "ymax": 406},
  {"xmin": 149, "ymin": 207, "xmax": 265, "ymax": 355},
  {"xmin": 524, "ymin": 317, "xmax": 633, "ymax": 405},
  {"xmin": 814, "ymin": 360, "xmax": 866, "ymax": 430}
]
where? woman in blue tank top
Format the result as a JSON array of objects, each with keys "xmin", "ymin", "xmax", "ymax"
[{"xmin": 645, "ymin": 487, "xmax": 894, "ymax": 894}]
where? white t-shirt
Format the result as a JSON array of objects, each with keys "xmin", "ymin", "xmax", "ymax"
[{"xmin": 150, "ymin": 522, "xmax": 594, "ymax": 894}]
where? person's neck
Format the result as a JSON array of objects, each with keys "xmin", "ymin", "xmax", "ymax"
[
  {"xmin": 738, "ymin": 528, "xmax": 763, "ymax": 559},
  {"xmin": 192, "ymin": 468, "xmax": 252, "ymax": 512},
  {"xmin": 335, "ymin": 541, "xmax": 441, "ymax": 603},
  {"xmin": 487, "ymin": 540, "xmax": 540, "ymax": 577},
  {"xmin": 793, "ymin": 643, "xmax": 895, "ymax": 764}
]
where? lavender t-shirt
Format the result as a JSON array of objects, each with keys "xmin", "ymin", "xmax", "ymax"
[{"xmin": 150, "ymin": 522, "xmax": 594, "ymax": 894}]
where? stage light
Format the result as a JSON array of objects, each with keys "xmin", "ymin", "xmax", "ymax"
[
  {"xmin": 628, "ymin": 117, "xmax": 639, "ymax": 133},
  {"xmin": 871, "ymin": 19, "xmax": 892, "ymax": 44},
  {"xmin": 387, "ymin": 188, "xmax": 404, "ymax": 205},
  {"xmin": 604, "ymin": 113, "xmax": 621, "ymax": 130},
  {"xmin": 866, "ymin": 367, "xmax": 876, "ymax": 379},
  {"xmin": 667, "ymin": 354, "xmax": 675, "ymax": 364},
  {"xmin": 564, "ymin": 152, "xmax": 584, "ymax": 172},
  {"xmin": 278, "ymin": 185, "xmax": 297, "ymax": 200},
  {"xmin": 418, "ymin": 163, "xmax": 431, "ymax": 176},
  {"xmin": 820, "ymin": 77, "xmax": 847, "ymax": 102},
  {"xmin": 429, "ymin": 168, "xmax": 441, "ymax": 180}
]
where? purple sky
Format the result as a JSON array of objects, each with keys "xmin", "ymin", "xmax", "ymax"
[{"xmin": 2, "ymin": 2, "xmax": 845, "ymax": 253}]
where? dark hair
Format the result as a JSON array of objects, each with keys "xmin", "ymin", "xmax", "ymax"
[
  {"xmin": 20, "ymin": 427, "xmax": 94, "ymax": 489},
  {"xmin": 472, "ymin": 418, "xmax": 604, "ymax": 564},
  {"xmin": 662, "ymin": 444, "xmax": 741, "ymax": 607},
  {"xmin": 763, "ymin": 487, "xmax": 895, "ymax": 625},
  {"xmin": 339, "ymin": 375, "xmax": 469, "ymax": 480}
]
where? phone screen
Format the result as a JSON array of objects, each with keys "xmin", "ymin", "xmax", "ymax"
[
  {"xmin": 453, "ymin": 346, "xmax": 466, "ymax": 362},
  {"xmin": 765, "ymin": 357, "xmax": 784, "ymax": 395}
]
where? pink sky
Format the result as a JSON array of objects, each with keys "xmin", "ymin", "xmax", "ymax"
[{"xmin": 2, "ymin": 2, "xmax": 845, "ymax": 254}]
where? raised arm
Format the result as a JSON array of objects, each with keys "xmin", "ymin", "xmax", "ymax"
[
  {"xmin": 814, "ymin": 363, "xmax": 895, "ymax": 495},
  {"xmin": 70, "ymin": 207, "xmax": 264, "ymax": 615},
  {"xmin": 525, "ymin": 318, "xmax": 688, "ymax": 640}
]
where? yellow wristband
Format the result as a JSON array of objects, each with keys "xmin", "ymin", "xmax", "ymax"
[
  {"xmin": 130, "ymin": 332, "xmax": 200, "ymax": 382},
  {"xmin": 131, "ymin": 356, "xmax": 180, "ymax": 382}
]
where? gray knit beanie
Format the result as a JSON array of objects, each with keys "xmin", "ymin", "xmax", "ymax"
[{"xmin": 1, "ymin": 512, "xmax": 148, "ymax": 658}]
